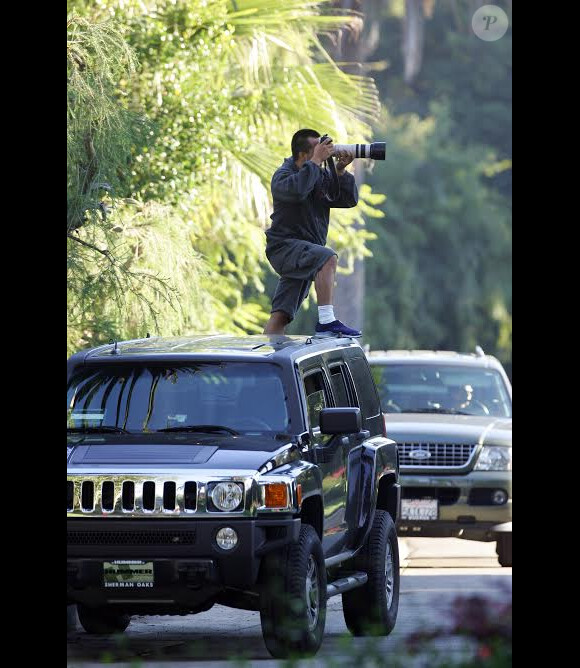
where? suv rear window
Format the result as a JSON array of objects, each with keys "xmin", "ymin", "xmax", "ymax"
[{"xmin": 67, "ymin": 362, "xmax": 289, "ymax": 433}]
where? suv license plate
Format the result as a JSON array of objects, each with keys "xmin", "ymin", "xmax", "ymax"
[
  {"xmin": 401, "ymin": 499, "xmax": 438, "ymax": 521},
  {"xmin": 103, "ymin": 561, "xmax": 155, "ymax": 589}
]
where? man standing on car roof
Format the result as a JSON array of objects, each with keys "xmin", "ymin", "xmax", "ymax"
[{"xmin": 263, "ymin": 129, "xmax": 361, "ymax": 337}]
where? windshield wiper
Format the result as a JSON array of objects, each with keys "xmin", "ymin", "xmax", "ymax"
[
  {"xmin": 67, "ymin": 426, "xmax": 131, "ymax": 434},
  {"xmin": 400, "ymin": 408, "xmax": 471, "ymax": 416},
  {"xmin": 156, "ymin": 424, "xmax": 239, "ymax": 436}
]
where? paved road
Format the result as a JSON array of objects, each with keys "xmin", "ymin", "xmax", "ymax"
[{"xmin": 67, "ymin": 537, "xmax": 511, "ymax": 667}]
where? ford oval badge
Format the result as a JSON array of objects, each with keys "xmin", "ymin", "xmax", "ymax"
[{"xmin": 409, "ymin": 449, "xmax": 431, "ymax": 460}]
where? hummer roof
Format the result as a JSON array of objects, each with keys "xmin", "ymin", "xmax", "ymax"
[{"xmin": 68, "ymin": 334, "xmax": 362, "ymax": 367}]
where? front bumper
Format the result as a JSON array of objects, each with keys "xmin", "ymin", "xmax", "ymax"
[
  {"xmin": 397, "ymin": 471, "xmax": 511, "ymax": 541},
  {"xmin": 67, "ymin": 517, "xmax": 300, "ymax": 608}
]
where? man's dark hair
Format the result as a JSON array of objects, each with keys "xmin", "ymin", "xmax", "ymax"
[{"xmin": 291, "ymin": 129, "xmax": 320, "ymax": 160}]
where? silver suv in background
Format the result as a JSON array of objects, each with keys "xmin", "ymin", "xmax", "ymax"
[{"xmin": 366, "ymin": 348, "xmax": 512, "ymax": 567}]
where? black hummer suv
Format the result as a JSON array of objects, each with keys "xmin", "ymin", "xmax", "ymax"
[{"xmin": 67, "ymin": 335, "xmax": 401, "ymax": 658}]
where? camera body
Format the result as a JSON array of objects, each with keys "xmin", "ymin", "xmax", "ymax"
[{"xmin": 319, "ymin": 134, "xmax": 386, "ymax": 160}]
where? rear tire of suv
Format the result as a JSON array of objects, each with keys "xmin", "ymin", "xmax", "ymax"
[
  {"xmin": 496, "ymin": 533, "xmax": 512, "ymax": 567},
  {"xmin": 77, "ymin": 604, "xmax": 131, "ymax": 635},
  {"xmin": 259, "ymin": 524, "xmax": 327, "ymax": 658},
  {"xmin": 343, "ymin": 509, "xmax": 400, "ymax": 636}
]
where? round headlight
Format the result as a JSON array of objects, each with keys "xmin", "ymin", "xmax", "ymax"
[
  {"xmin": 216, "ymin": 527, "xmax": 238, "ymax": 551},
  {"xmin": 211, "ymin": 482, "xmax": 244, "ymax": 512}
]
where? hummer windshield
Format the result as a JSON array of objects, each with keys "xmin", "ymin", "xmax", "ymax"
[
  {"xmin": 67, "ymin": 362, "xmax": 289, "ymax": 434},
  {"xmin": 371, "ymin": 364, "xmax": 511, "ymax": 418}
]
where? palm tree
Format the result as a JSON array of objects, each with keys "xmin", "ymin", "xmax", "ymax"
[{"xmin": 67, "ymin": 0, "xmax": 383, "ymax": 351}]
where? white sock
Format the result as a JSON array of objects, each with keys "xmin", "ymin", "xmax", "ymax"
[{"xmin": 318, "ymin": 305, "xmax": 335, "ymax": 324}]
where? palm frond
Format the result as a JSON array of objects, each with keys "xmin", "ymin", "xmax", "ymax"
[{"xmin": 67, "ymin": 0, "xmax": 386, "ymax": 352}]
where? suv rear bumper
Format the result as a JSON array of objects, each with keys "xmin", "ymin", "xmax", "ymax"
[
  {"xmin": 67, "ymin": 517, "xmax": 301, "ymax": 609},
  {"xmin": 397, "ymin": 471, "xmax": 511, "ymax": 541}
]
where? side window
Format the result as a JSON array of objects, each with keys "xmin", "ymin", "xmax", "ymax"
[
  {"xmin": 329, "ymin": 364, "xmax": 356, "ymax": 407},
  {"xmin": 303, "ymin": 370, "xmax": 329, "ymax": 431},
  {"xmin": 347, "ymin": 356, "xmax": 382, "ymax": 419}
]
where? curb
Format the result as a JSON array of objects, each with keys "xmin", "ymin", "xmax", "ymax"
[{"xmin": 398, "ymin": 537, "xmax": 410, "ymax": 562}]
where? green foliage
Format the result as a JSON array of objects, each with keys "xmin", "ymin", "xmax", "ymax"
[
  {"xmin": 67, "ymin": 0, "xmax": 384, "ymax": 354},
  {"xmin": 365, "ymin": 105, "xmax": 511, "ymax": 368},
  {"xmin": 385, "ymin": 0, "xmax": 512, "ymax": 197},
  {"xmin": 67, "ymin": 16, "xmax": 149, "ymax": 229},
  {"xmin": 67, "ymin": 15, "xmax": 182, "ymax": 353},
  {"xmin": 67, "ymin": 0, "xmax": 511, "ymax": 373},
  {"xmin": 364, "ymin": 0, "xmax": 511, "ymax": 372}
]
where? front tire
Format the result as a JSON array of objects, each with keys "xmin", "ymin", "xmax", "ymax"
[
  {"xmin": 260, "ymin": 524, "xmax": 327, "ymax": 658},
  {"xmin": 77, "ymin": 604, "xmax": 131, "ymax": 635},
  {"xmin": 343, "ymin": 509, "xmax": 400, "ymax": 636},
  {"xmin": 496, "ymin": 533, "xmax": 512, "ymax": 567}
]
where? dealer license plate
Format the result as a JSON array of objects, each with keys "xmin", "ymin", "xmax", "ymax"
[
  {"xmin": 401, "ymin": 499, "xmax": 438, "ymax": 521},
  {"xmin": 103, "ymin": 560, "xmax": 155, "ymax": 589}
]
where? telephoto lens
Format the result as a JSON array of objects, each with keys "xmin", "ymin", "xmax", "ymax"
[{"xmin": 332, "ymin": 142, "xmax": 386, "ymax": 160}]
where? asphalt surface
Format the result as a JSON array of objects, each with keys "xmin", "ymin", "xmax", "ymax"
[{"xmin": 67, "ymin": 537, "xmax": 512, "ymax": 667}]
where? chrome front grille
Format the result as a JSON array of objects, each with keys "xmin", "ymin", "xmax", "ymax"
[
  {"xmin": 67, "ymin": 477, "xmax": 197, "ymax": 517},
  {"xmin": 399, "ymin": 443, "xmax": 477, "ymax": 468}
]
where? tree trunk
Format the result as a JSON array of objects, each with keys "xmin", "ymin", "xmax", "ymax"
[
  {"xmin": 330, "ymin": 1, "xmax": 382, "ymax": 332},
  {"xmin": 403, "ymin": 0, "xmax": 425, "ymax": 84},
  {"xmin": 333, "ymin": 161, "xmax": 366, "ymax": 331}
]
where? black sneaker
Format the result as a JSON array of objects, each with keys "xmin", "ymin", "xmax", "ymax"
[{"xmin": 314, "ymin": 320, "xmax": 362, "ymax": 338}]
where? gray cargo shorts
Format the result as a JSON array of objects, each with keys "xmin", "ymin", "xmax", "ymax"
[{"xmin": 266, "ymin": 238, "xmax": 337, "ymax": 322}]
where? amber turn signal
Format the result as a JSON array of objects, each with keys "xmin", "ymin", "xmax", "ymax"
[{"xmin": 265, "ymin": 483, "xmax": 288, "ymax": 508}]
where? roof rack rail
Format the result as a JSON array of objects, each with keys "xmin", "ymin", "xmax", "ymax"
[{"xmin": 303, "ymin": 335, "xmax": 358, "ymax": 345}]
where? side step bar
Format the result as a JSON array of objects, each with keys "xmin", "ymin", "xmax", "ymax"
[{"xmin": 326, "ymin": 572, "xmax": 368, "ymax": 599}]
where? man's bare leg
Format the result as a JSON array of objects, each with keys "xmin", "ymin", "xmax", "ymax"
[
  {"xmin": 312, "ymin": 254, "xmax": 360, "ymax": 335},
  {"xmin": 264, "ymin": 311, "xmax": 291, "ymax": 335},
  {"xmin": 265, "ymin": 256, "xmax": 337, "ymax": 335},
  {"xmin": 314, "ymin": 255, "xmax": 338, "ymax": 306}
]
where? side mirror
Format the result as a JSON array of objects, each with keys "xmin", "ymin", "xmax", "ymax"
[{"xmin": 320, "ymin": 407, "xmax": 362, "ymax": 435}]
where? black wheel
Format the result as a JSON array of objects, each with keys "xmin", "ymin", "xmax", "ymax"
[
  {"xmin": 77, "ymin": 604, "xmax": 131, "ymax": 635},
  {"xmin": 343, "ymin": 509, "xmax": 400, "ymax": 636},
  {"xmin": 259, "ymin": 524, "xmax": 327, "ymax": 658},
  {"xmin": 496, "ymin": 533, "xmax": 512, "ymax": 567}
]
